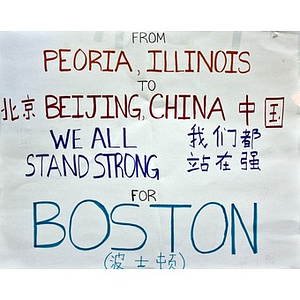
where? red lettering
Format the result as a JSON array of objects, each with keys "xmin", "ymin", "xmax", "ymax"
[
  {"xmin": 88, "ymin": 50, "xmax": 102, "ymax": 71},
  {"xmin": 225, "ymin": 51, "xmax": 238, "ymax": 73},
  {"xmin": 45, "ymin": 95, "xmax": 60, "ymax": 119},
  {"xmin": 147, "ymin": 50, "xmax": 162, "ymax": 72},
  {"xmin": 73, "ymin": 49, "xmax": 87, "ymax": 71},
  {"xmin": 238, "ymin": 51, "xmax": 251, "ymax": 74},
  {"xmin": 58, "ymin": 49, "xmax": 71, "ymax": 72},
  {"xmin": 184, "ymin": 50, "xmax": 195, "ymax": 72},
  {"xmin": 207, "ymin": 97, "xmax": 226, "ymax": 121},
  {"xmin": 43, "ymin": 50, "xmax": 58, "ymax": 72},
  {"xmin": 214, "ymin": 51, "xmax": 227, "ymax": 73},
  {"xmin": 115, "ymin": 51, "xmax": 133, "ymax": 72},
  {"xmin": 149, "ymin": 93, "xmax": 164, "ymax": 119},
  {"xmin": 197, "ymin": 51, "xmax": 213, "ymax": 72},
  {"xmin": 102, "ymin": 50, "xmax": 115, "ymax": 72}
]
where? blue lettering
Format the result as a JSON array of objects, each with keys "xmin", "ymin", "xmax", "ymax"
[
  {"xmin": 47, "ymin": 155, "xmax": 62, "ymax": 177},
  {"xmin": 33, "ymin": 201, "xmax": 66, "ymax": 248},
  {"xmin": 25, "ymin": 154, "xmax": 35, "ymax": 177},
  {"xmin": 231, "ymin": 202, "xmax": 258, "ymax": 254},
  {"xmin": 49, "ymin": 129, "xmax": 71, "ymax": 149},
  {"xmin": 150, "ymin": 204, "xmax": 191, "ymax": 252},
  {"xmin": 191, "ymin": 202, "xmax": 228, "ymax": 254},
  {"xmin": 91, "ymin": 127, "xmax": 107, "ymax": 149},
  {"xmin": 69, "ymin": 199, "xmax": 110, "ymax": 251},
  {"xmin": 110, "ymin": 203, "xmax": 147, "ymax": 251},
  {"xmin": 72, "ymin": 128, "xmax": 83, "ymax": 149}
]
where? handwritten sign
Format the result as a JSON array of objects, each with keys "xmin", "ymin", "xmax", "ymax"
[{"xmin": 0, "ymin": 31, "xmax": 299, "ymax": 268}]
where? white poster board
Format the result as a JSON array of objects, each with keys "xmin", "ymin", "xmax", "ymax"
[{"xmin": 0, "ymin": 31, "xmax": 299, "ymax": 268}]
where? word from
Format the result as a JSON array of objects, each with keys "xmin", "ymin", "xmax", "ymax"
[
  {"xmin": 187, "ymin": 125, "xmax": 262, "ymax": 172},
  {"xmin": 131, "ymin": 32, "xmax": 166, "ymax": 44},
  {"xmin": 104, "ymin": 251, "xmax": 185, "ymax": 269},
  {"xmin": 146, "ymin": 50, "xmax": 251, "ymax": 74},
  {"xmin": 33, "ymin": 200, "xmax": 258, "ymax": 255},
  {"xmin": 0, "ymin": 95, "xmax": 35, "ymax": 121},
  {"xmin": 43, "ymin": 49, "xmax": 133, "ymax": 72}
]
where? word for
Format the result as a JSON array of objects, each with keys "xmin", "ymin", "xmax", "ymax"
[
  {"xmin": 43, "ymin": 49, "xmax": 133, "ymax": 72},
  {"xmin": 104, "ymin": 251, "xmax": 185, "ymax": 269},
  {"xmin": 33, "ymin": 200, "xmax": 258, "ymax": 254},
  {"xmin": 147, "ymin": 50, "xmax": 251, "ymax": 74},
  {"xmin": 187, "ymin": 125, "xmax": 262, "ymax": 172},
  {"xmin": 131, "ymin": 32, "xmax": 166, "ymax": 44},
  {"xmin": 131, "ymin": 189, "xmax": 157, "ymax": 202}
]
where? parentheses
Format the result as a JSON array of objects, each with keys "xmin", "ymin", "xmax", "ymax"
[
  {"xmin": 137, "ymin": 70, "xmax": 140, "ymax": 76},
  {"xmin": 104, "ymin": 251, "xmax": 112, "ymax": 269},
  {"xmin": 179, "ymin": 252, "xmax": 185, "ymax": 269}
]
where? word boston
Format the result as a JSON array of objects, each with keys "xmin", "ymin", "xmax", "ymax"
[{"xmin": 33, "ymin": 200, "xmax": 258, "ymax": 255}]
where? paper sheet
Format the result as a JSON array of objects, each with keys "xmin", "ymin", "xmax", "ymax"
[{"xmin": 0, "ymin": 31, "xmax": 299, "ymax": 268}]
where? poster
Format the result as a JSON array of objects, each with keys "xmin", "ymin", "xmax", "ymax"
[{"xmin": 0, "ymin": 31, "xmax": 299, "ymax": 269}]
